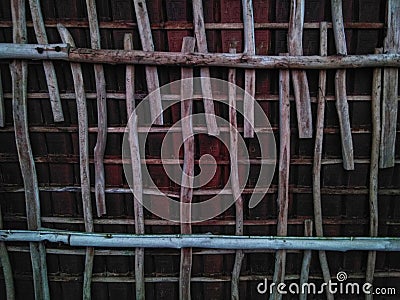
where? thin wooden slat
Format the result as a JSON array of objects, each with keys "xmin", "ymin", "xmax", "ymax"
[
  {"xmin": 380, "ymin": 0, "xmax": 400, "ymax": 169},
  {"xmin": 132, "ymin": 0, "xmax": 163, "ymax": 125},
  {"xmin": 288, "ymin": 0, "xmax": 312, "ymax": 138},
  {"xmin": 0, "ymin": 204, "xmax": 15, "ymax": 300},
  {"xmin": 366, "ymin": 48, "xmax": 382, "ymax": 298},
  {"xmin": 270, "ymin": 53, "xmax": 290, "ymax": 300},
  {"xmin": 192, "ymin": 0, "xmax": 219, "ymax": 136},
  {"xmin": 57, "ymin": 24, "xmax": 94, "ymax": 300},
  {"xmin": 11, "ymin": 1, "xmax": 50, "ymax": 299},
  {"xmin": 242, "ymin": 0, "xmax": 256, "ymax": 138},
  {"xmin": 179, "ymin": 37, "xmax": 196, "ymax": 300},
  {"xmin": 124, "ymin": 33, "xmax": 145, "ymax": 300},
  {"xmin": 299, "ymin": 219, "xmax": 313, "ymax": 300},
  {"xmin": 0, "ymin": 71, "xmax": 4, "ymax": 127},
  {"xmin": 331, "ymin": 0, "xmax": 354, "ymax": 170},
  {"xmin": 28, "ymin": 0, "xmax": 64, "ymax": 122}
]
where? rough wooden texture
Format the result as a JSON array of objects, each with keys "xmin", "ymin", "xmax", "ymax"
[
  {"xmin": 0, "ymin": 205, "xmax": 15, "ymax": 300},
  {"xmin": 288, "ymin": 0, "xmax": 312, "ymax": 138},
  {"xmin": 28, "ymin": 0, "xmax": 64, "ymax": 122},
  {"xmin": 299, "ymin": 219, "xmax": 313, "ymax": 300},
  {"xmin": 366, "ymin": 48, "xmax": 382, "ymax": 298},
  {"xmin": 133, "ymin": 0, "xmax": 163, "ymax": 125},
  {"xmin": 192, "ymin": 0, "xmax": 219, "ymax": 136},
  {"xmin": 0, "ymin": 71, "xmax": 4, "ymax": 127},
  {"xmin": 331, "ymin": 0, "xmax": 354, "ymax": 170},
  {"xmin": 179, "ymin": 37, "xmax": 196, "ymax": 300},
  {"xmin": 57, "ymin": 24, "xmax": 94, "ymax": 300},
  {"xmin": 380, "ymin": 0, "xmax": 400, "ymax": 168},
  {"xmin": 124, "ymin": 33, "xmax": 145, "ymax": 300},
  {"xmin": 270, "ymin": 54, "xmax": 290, "ymax": 300},
  {"xmin": 11, "ymin": 1, "xmax": 50, "ymax": 299}
]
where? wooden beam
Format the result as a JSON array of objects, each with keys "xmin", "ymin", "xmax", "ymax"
[
  {"xmin": 299, "ymin": 220, "xmax": 313, "ymax": 300},
  {"xmin": 0, "ymin": 205, "xmax": 15, "ymax": 300},
  {"xmin": 0, "ymin": 71, "xmax": 4, "ymax": 127}
]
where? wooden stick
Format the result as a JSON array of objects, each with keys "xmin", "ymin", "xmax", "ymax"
[
  {"xmin": 0, "ymin": 205, "xmax": 15, "ymax": 300},
  {"xmin": 366, "ymin": 48, "xmax": 382, "ymax": 298},
  {"xmin": 11, "ymin": 1, "xmax": 50, "ymax": 299},
  {"xmin": 228, "ymin": 48, "xmax": 244, "ymax": 300},
  {"xmin": 179, "ymin": 37, "xmax": 196, "ymax": 300},
  {"xmin": 242, "ymin": 0, "xmax": 256, "ymax": 138},
  {"xmin": 288, "ymin": 0, "xmax": 312, "ymax": 138},
  {"xmin": 380, "ymin": 0, "xmax": 400, "ymax": 169},
  {"xmin": 270, "ymin": 53, "xmax": 290, "ymax": 300},
  {"xmin": 28, "ymin": 0, "xmax": 64, "ymax": 122},
  {"xmin": 0, "ymin": 71, "xmax": 4, "ymax": 127},
  {"xmin": 85, "ymin": 0, "xmax": 107, "ymax": 217},
  {"xmin": 313, "ymin": 22, "xmax": 334, "ymax": 300},
  {"xmin": 331, "ymin": 0, "xmax": 354, "ymax": 170},
  {"xmin": 124, "ymin": 33, "xmax": 145, "ymax": 300},
  {"xmin": 192, "ymin": 0, "xmax": 219, "ymax": 136},
  {"xmin": 299, "ymin": 220, "xmax": 313, "ymax": 300},
  {"xmin": 132, "ymin": 0, "xmax": 163, "ymax": 125},
  {"xmin": 57, "ymin": 24, "xmax": 94, "ymax": 300}
]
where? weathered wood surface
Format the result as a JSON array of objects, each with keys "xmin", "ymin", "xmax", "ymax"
[
  {"xmin": 124, "ymin": 33, "xmax": 145, "ymax": 300},
  {"xmin": 0, "ymin": 205, "xmax": 15, "ymax": 300},
  {"xmin": 288, "ymin": 0, "xmax": 312, "ymax": 138},
  {"xmin": 299, "ymin": 220, "xmax": 313, "ymax": 300},
  {"xmin": 380, "ymin": 0, "xmax": 400, "ymax": 168},
  {"xmin": 179, "ymin": 37, "xmax": 196, "ymax": 300},
  {"xmin": 0, "ymin": 71, "xmax": 4, "ymax": 127},
  {"xmin": 331, "ymin": 0, "xmax": 354, "ymax": 170},
  {"xmin": 57, "ymin": 24, "xmax": 94, "ymax": 300},
  {"xmin": 192, "ymin": 0, "xmax": 219, "ymax": 136}
]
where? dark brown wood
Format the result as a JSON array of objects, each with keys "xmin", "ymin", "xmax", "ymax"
[{"xmin": 0, "ymin": 71, "xmax": 4, "ymax": 127}]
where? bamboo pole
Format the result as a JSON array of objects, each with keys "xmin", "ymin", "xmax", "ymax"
[
  {"xmin": 132, "ymin": 0, "xmax": 163, "ymax": 125},
  {"xmin": 28, "ymin": 0, "xmax": 64, "ymax": 122},
  {"xmin": 288, "ymin": 0, "xmax": 312, "ymax": 138},
  {"xmin": 192, "ymin": 0, "xmax": 219, "ymax": 136},
  {"xmin": 11, "ymin": 1, "xmax": 50, "ymax": 299},
  {"xmin": 179, "ymin": 37, "xmax": 196, "ymax": 300},
  {"xmin": 270, "ymin": 53, "xmax": 291, "ymax": 300},
  {"xmin": 57, "ymin": 24, "xmax": 94, "ymax": 300},
  {"xmin": 124, "ymin": 33, "xmax": 145, "ymax": 300},
  {"xmin": 242, "ymin": 0, "xmax": 256, "ymax": 138},
  {"xmin": 331, "ymin": 0, "xmax": 354, "ymax": 170},
  {"xmin": 366, "ymin": 48, "xmax": 382, "ymax": 300},
  {"xmin": 380, "ymin": 0, "xmax": 400, "ymax": 169},
  {"xmin": 313, "ymin": 21, "xmax": 334, "ymax": 300},
  {"xmin": 0, "ymin": 205, "xmax": 15, "ymax": 300},
  {"xmin": 299, "ymin": 220, "xmax": 313, "ymax": 300},
  {"xmin": 0, "ymin": 71, "xmax": 4, "ymax": 127},
  {"xmin": 85, "ymin": 0, "xmax": 107, "ymax": 217}
]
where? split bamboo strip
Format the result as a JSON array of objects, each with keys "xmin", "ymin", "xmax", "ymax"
[
  {"xmin": 242, "ymin": 0, "xmax": 256, "ymax": 138},
  {"xmin": 366, "ymin": 48, "xmax": 382, "ymax": 300},
  {"xmin": 331, "ymin": 0, "xmax": 354, "ymax": 170},
  {"xmin": 192, "ymin": 0, "xmax": 219, "ymax": 136},
  {"xmin": 124, "ymin": 33, "xmax": 145, "ymax": 300},
  {"xmin": 179, "ymin": 37, "xmax": 196, "ymax": 300},
  {"xmin": 313, "ymin": 22, "xmax": 334, "ymax": 300},
  {"xmin": 57, "ymin": 24, "xmax": 94, "ymax": 300},
  {"xmin": 28, "ymin": 0, "xmax": 64, "ymax": 122},
  {"xmin": 380, "ymin": 0, "xmax": 400, "ymax": 169},
  {"xmin": 299, "ymin": 220, "xmax": 313, "ymax": 300},
  {"xmin": 270, "ymin": 53, "xmax": 290, "ymax": 300},
  {"xmin": 132, "ymin": 0, "xmax": 163, "ymax": 125},
  {"xmin": 11, "ymin": 1, "xmax": 50, "ymax": 299},
  {"xmin": 288, "ymin": 0, "xmax": 312, "ymax": 138},
  {"xmin": 228, "ymin": 48, "xmax": 244, "ymax": 300},
  {"xmin": 0, "ymin": 71, "xmax": 4, "ymax": 127},
  {"xmin": 0, "ymin": 205, "xmax": 15, "ymax": 300}
]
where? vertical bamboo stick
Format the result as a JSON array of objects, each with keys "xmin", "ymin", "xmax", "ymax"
[
  {"xmin": 270, "ymin": 53, "xmax": 290, "ymax": 300},
  {"xmin": 0, "ymin": 205, "xmax": 15, "ymax": 300},
  {"xmin": 11, "ymin": 1, "xmax": 50, "ymax": 299},
  {"xmin": 242, "ymin": 0, "xmax": 256, "ymax": 138},
  {"xmin": 28, "ymin": 0, "xmax": 64, "ymax": 122},
  {"xmin": 299, "ymin": 219, "xmax": 313, "ymax": 300},
  {"xmin": 331, "ymin": 0, "xmax": 354, "ymax": 170},
  {"xmin": 0, "ymin": 72, "xmax": 4, "ymax": 127},
  {"xmin": 228, "ymin": 47, "xmax": 244, "ymax": 300},
  {"xmin": 57, "ymin": 24, "xmax": 94, "ymax": 300},
  {"xmin": 288, "ymin": 0, "xmax": 312, "ymax": 138},
  {"xmin": 380, "ymin": 0, "xmax": 400, "ymax": 169},
  {"xmin": 313, "ymin": 22, "xmax": 334, "ymax": 300},
  {"xmin": 85, "ymin": 0, "xmax": 107, "ymax": 217},
  {"xmin": 192, "ymin": 0, "xmax": 219, "ymax": 136},
  {"xmin": 124, "ymin": 33, "xmax": 145, "ymax": 300},
  {"xmin": 132, "ymin": 0, "xmax": 163, "ymax": 125},
  {"xmin": 366, "ymin": 48, "xmax": 382, "ymax": 300},
  {"xmin": 179, "ymin": 37, "xmax": 196, "ymax": 300}
]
